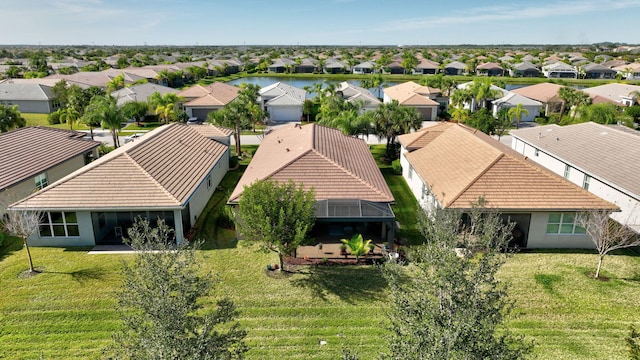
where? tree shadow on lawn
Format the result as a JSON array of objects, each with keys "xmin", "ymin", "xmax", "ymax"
[
  {"xmin": 43, "ymin": 266, "xmax": 108, "ymax": 283},
  {"xmin": 0, "ymin": 235, "xmax": 23, "ymax": 263},
  {"xmin": 292, "ymin": 265, "xmax": 388, "ymax": 304}
]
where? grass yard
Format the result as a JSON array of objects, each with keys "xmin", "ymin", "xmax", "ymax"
[
  {"xmin": 23, "ymin": 113, "xmax": 89, "ymax": 130},
  {"xmin": 1, "ymin": 146, "xmax": 639, "ymax": 359}
]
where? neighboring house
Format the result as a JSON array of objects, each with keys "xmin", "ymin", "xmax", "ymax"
[
  {"xmin": 613, "ymin": 62, "xmax": 640, "ymax": 80},
  {"xmin": 9, "ymin": 123, "xmax": 231, "ymax": 246},
  {"xmin": 492, "ymin": 92, "xmax": 542, "ymax": 123},
  {"xmin": 228, "ymin": 123, "xmax": 396, "ymax": 243},
  {"xmin": 352, "ymin": 61, "xmax": 376, "ymax": 74},
  {"xmin": 46, "ymin": 70, "xmax": 147, "ymax": 88},
  {"xmin": 268, "ymin": 58, "xmax": 297, "ymax": 73},
  {"xmin": 455, "ymin": 81, "xmax": 509, "ymax": 111},
  {"xmin": 510, "ymin": 62, "xmax": 541, "ymax": 77},
  {"xmin": 383, "ymin": 81, "xmax": 445, "ymax": 121},
  {"xmin": 386, "ymin": 61, "xmax": 405, "ymax": 74},
  {"xmin": 336, "ymin": 81, "xmax": 381, "ymax": 112},
  {"xmin": 414, "ymin": 59, "xmax": 439, "ymax": 75},
  {"xmin": 443, "ymin": 61, "xmax": 467, "ymax": 75},
  {"xmin": 324, "ymin": 59, "xmax": 348, "ymax": 74},
  {"xmin": 258, "ymin": 82, "xmax": 306, "ymax": 122},
  {"xmin": 581, "ymin": 63, "xmax": 617, "ymax": 79},
  {"xmin": 542, "ymin": 62, "xmax": 578, "ymax": 79},
  {"xmin": 476, "ymin": 62, "xmax": 504, "ymax": 76},
  {"xmin": 178, "ymin": 82, "xmax": 241, "ymax": 121},
  {"xmin": 1, "ymin": 127, "xmax": 100, "ymax": 215},
  {"xmin": 581, "ymin": 83, "xmax": 640, "ymax": 107},
  {"xmin": 0, "ymin": 82, "xmax": 61, "ymax": 114},
  {"xmin": 511, "ymin": 122, "xmax": 640, "ymax": 233},
  {"xmin": 110, "ymin": 82, "xmax": 179, "ymax": 106},
  {"xmin": 294, "ymin": 58, "xmax": 318, "ymax": 73},
  {"xmin": 397, "ymin": 122, "xmax": 617, "ymax": 248},
  {"xmin": 511, "ymin": 82, "xmax": 565, "ymax": 114}
]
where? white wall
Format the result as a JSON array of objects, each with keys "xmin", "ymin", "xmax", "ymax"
[
  {"xmin": 187, "ymin": 149, "xmax": 230, "ymax": 228},
  {"xmin": 527, "ymin": 212, "xmax": 594, "ymax": 248},
  {"xmin": 512, "ymin": 138, "xmax": 640, "ymax": 232}
]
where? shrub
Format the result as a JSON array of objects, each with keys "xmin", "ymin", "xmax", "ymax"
[
  {"xmin": 48, "ymin": 109, "xmax": 63, "ymax": 125},
  {"xmin": 0, "ymin": 232, "xmax": 4, "ymax": 247},
  {"xmin": 229, "ymin": 155, "xmax": 239, "ymax": 169},
  {"xmin": 391, "ymin": 159, "xmax": 402, "ymax": 175},
  {"xmin": 216, "ymin": 205, "xmax": 236, "ymax": 229}
]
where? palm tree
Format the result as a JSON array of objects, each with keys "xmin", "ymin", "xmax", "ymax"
[
  {"xmin": 468, "ymin": 78, "xmax": 503, "ymax": 111},
  {"xmin": 106, "ymin": 74, "xmax": 125, "ymax": 93},
  {"xmin": 148, "ymin": 92, "xmax": 183, "ymax": 124},
  {"xmin": 340, "ymin": 233, "xmax": 373, "ymax": 263},
  {"xmin": 450, "ymin": 106, "xmax": 470, "ymax": 123},
  {"xmin": 83, "ymin": 95, "xmax": 125, "ymax": 147},
  {"xmin": 62, "ymin": 106, "xmax": 81, "ymax": 130},
  {"xmin": 373, "ymin": 100, "xmax": 422, "ymax": 159},
  {"xmin": 508, "ymin": 103, "xmax": 529, "ymax": 129}
]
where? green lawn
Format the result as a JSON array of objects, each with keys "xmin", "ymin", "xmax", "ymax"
[
  {"xmin": 1, "ymin": 147, "xmax": 639, "ymax": 359},
  {"xmin": 23, "ymin": 113, "xmax": 89, "ymax": 130}
]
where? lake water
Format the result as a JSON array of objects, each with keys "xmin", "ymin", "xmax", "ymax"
[{"xmin": 228, "ymin": 76, "xmax": 529, "ymax": 98}]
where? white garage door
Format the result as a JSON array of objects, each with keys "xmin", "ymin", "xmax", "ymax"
[{"xmin": 269, "ymin": 107, "xmax": 301, "ymax": 122}]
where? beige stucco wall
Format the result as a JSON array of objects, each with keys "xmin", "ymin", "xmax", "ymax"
[
  {"xmin": 187, "ymin": 149, "xmax": 230, "ymax": 228},
  {"xmin": 526, "ymin": 212, "xmax": 593, "ymax": 249}
]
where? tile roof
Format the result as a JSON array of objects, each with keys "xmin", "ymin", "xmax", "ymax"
[
  {"xmin": 0, "ymin": 127, "xmax": 101, "ymax": 190},
  {"xmin": 398, "ymin": 122, "xmax": 454, "ymax": 151},
  {"xmin": 511, "ymin": 122, "xmax": 640, "ymax": 197},
  {"xmin": 180, "ymin": 82, "xmax": 240, "ymax": 105},
  {"xmin": 477, "ymin": 62, "xmax": 503, "ymax": 70},
  {"xmin": 582, "ymin": 83, "xmax": 640, "ymax": 104},
  {"xmin": 188, "ymin": 123, "xmax": 234, "ymax": 138},
  {"xmin": 511, "ymin": 82, "xmax": 565, "ymax": 103},
  {"xmin": 404, "ymin": 123, "xmax": 617, "ymax": 211},
  {"xmin": 337, "ymin": 82, "xmax": 380, "ymax": 105},
  {"xmin": 10, "ymin": 123, "xmax": 228, "ymax": 210},
  {"xmin": 383, "ymin": 81, "xmax": 440, "ymax": 106},
  {"xmin": 228, "ymin": 123, "xmax": 393, "ymax": 203},
  {"xmin": 259, "ymin": 82, "xmax": 306, "ymax": 106},
  {"xmin": 0, "ymin": 83, "xmax": 55, "ymax": 101},
  {"xmin": 110, "ymin": 83, "xmax": 179, "ymax": 106},
  {"xmin": 493, "ymin": 92, "xmax": 543, "ymax": 107}
]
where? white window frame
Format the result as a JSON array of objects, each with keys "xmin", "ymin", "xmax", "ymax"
[
  {"xmin": 34, "ymin": 172, "xmax": 48, "ymax": 190},
  {"xmin": 583, "ymin": 175, "xmax": 591, "ymax": 190},
  {"xmin": 546, "ymin": 212, "xmax": 586, "ymax": 235},
  {"xmin": 408, "ymin": 165, "xmax": 414, "ymax": 180},
  {"xmin": 564, "ymin": 164, "xmax": 571, "ymax": 179},
  {"xmin": 38, "ymin": 211, "xmax": 79, "ymax": 238}
]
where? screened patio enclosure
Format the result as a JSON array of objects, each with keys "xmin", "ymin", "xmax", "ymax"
[{"xmin": 311, "ymin": 199, "xmax": 396, "ymax": 243}]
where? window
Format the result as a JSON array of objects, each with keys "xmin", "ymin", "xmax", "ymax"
[
  {"xmin": 39, "ymin": 212, "xmax": 79, "ymax": 237},
  {"xmin": 534, "ymin": 149, "xmax": 539, "ymax": 157},
  {"xmin": 34, "ymin": 173, "xmax": 48, "ymax": 190},
  {"xmin": 583, "ymin": 175, "xmax": 591, "ymax": 190},
  {"xmin": 408, "ymin": 165, "xmax": 414, "ymax": 180},
  {"xmin": 546, "ymin": 212, "xmax": 586, "ymax": 235},
  {"xmin": 421, "ymin": 183, "xmax": 427, "ymax": 200},
  {"xmin": 564, "ymin": 164, "xmax": 571, "ymax": 179},
  {"xmin": 207, "ymin": 174, "xmax": 212, "ymax": 190}
]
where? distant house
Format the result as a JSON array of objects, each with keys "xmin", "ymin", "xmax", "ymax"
[
  {"xmin": 294, "ymin": 58, "xmax": 318, "ymax": 74},
  {"xmin": 455, "ymin": 81, "xmax": 509, "ymax": 111},
  {"xmin": 352, "ymin": 61, "xmax": 376, "ymax": 74},
  {"xmin": 510, "ymin": 62, "xmax": 541, "ymax": 77},
  {"xmin": 110, "ymin": 82, "xmax": 179, "ymax": 107},
  {"xmin": 613, "ymin": 62, "xmax": 640, "ymax": 80},
  {"xmin": 386, "ymin": 61, "xmax": 405, "ymax": 74},
  {"xmin": 9, "ymin": 123, "xmax": 231, "ymax": 246},
  {"xmin": 492, "ymin": 92, "xmax": 542, "ymax": 123},
  {"xmin": 511, "ymin": 122, "xmax": 640, "ymax": 233},
  {"xmin": 1, "ymin": 127, "xmax": 100, "ymax": 215},
  {"xmin": 46, "ymin": 69, "xmax": 147, "ymax": 88},
  {"xmin": 336, "ymin": 81, "xmax": 381, "ymax": 112},
  {"xmin": 542, "ymin": 62, "xmax": 578, "ymax": 79},
  {"xmin": 268, "ymin": 58, "xmax": 296, "ymax": 73},
  {"xmin": 0, "ymin": 82, "xmax": 61, "ymax": 114},
  {"xmin": 511, "ymin": 82, "xmax": 565, "ymax": 114},
  {"xmin": 178, "ymin": 82, "xmax": 241, "ymax": 121},
  {"xmin": 398, "ymin": 122, "xmax": 617, "ymax": 248},
  {"xmin": 324, "ymin": 59, "xmax": 348, "ymax": 74},
  {"xmin": 443, "ymin": 61, "xmax": 467, "ymax": 76},
  {"xmin": 476, "ymin": 62, "xmax": 504, "ymax": 76},
  {"xmin": 414, "ymin": 59, "xmax": 439, "ymax": 75},
  {"xmin": 383, "ymin": 81, "xmax": 444, "ymax": 121},
  {"xmin": 581, "ymin": 63, "xmax": 617, "ymax": 79},
  {"xmin": 228, "ymin": 123, "xmax": 396, "ymax": 243},
  {"xmin": 258, "ymin": 82, "xmax": 306, "ymax": 122}
]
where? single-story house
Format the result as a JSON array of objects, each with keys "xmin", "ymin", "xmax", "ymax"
[
  {"xmin": 542, "ymin": 62, "xmax": 578, "ymax": 79},
  {"xmin": 613, "ymin": 63, "xmax": 640, "ymax": 80},
  {"xmin": 383, "ymin": 81, "xmax": 445, "ymax": 120},
  {"xmin": 324, "ymin": 59, "xmax": 348, "ymax": 74},
  {"xmin": 1, "ymin": 127, "xmax": 100, "ymax": 215},
  {"xmin": 228, "ymin": 123, "xmax": 396, "ymax": 243},
  {"xmin": 511, "ymin": 122, "xmax": 640, "ymax": 233},
  {"xmin": 268, "ymin": 58, "xmax": 297, "ymax": 73},
  {"xmin": 258, "ymin": 82, "xmax": 306, "ymax": 122},
  {"xmin": 510, "ymin": 62, "xmax": 541, "ymax": 77},
  {"xmin": 511, "ymin": 82, "xmax": 565, "ymax": 114},
  {"xmin": 352, "ymin": 61, "xmax": 376, "ymax": 74},
  {"xmin": 581, "ymin": 63, "xmax": 617, "ymax": 80},
  {"xmin": 9, "ymin": 123, "xmax": 231, "ymax": 246},
  {"xmin": 492, "ymin": 92, "xmax": 542, "ymax": 123},
  {"xmin": 414, "ymin": 59, "xmax": 439, "ymax": 75},
  {"xmin": 336, "ymin": 81, "xmax": 381, "ymax": 113},
  {"xmin": 398, "ymin": 122, "xmax": 618, "ymax": 248},
  {"xmin": 455, "ymin": 81, "xmax": 509, "ymax": 112},
  {"xmin": 110, "ymin": 82, "xmax": 179, "ymax": 107},
  {"xmin": 476, "ymin": 62, "xmax": 504, "ymax": 76},
  {"xmin": 581, "ymin": 83, "xmax": 640, "ymax": 107},
  {"xmin": 46, "ymin": 69, "xmax": 147, "ymax": 89},
  {"xmin": 443, "ymin": 61, "xmax": 467, "ymax": 76},
  {"xmin": 386, "ymin": 61, "xmax": 405, "ymax": 74},
  {"xmin": 295, "ymin": 58, "xmax": 318, "ymax": 74},
  {"xmin": 0, "ymin": 82, "xmax": 61, "ymax": 114},
  {"xmin": 178, "ymin": 82, "xmax": 241, "ymax": 121}
]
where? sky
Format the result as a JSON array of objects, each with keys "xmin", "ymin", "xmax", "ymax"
[{"xmin": 0, "ymin": 0, "xmax": 639, "ymax": 46}]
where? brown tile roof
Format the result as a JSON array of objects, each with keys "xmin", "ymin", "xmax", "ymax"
[
  {"xmin": 0, "ymin": 127, "xmax": 100, "ymax": 190},
  {"xmin": 383, "ymin": 81, "xmax": 440, "ymax": 106},
  {"xmin": 188, "ymin": 124, "xmax": 234, "ymax": 138},
  {"xmin": 228, "ymin": 123, "xmax": 393, "ymax": 203},
  {"xmin": 398, "ymin": 122, "xmax": 454, "ymax": 151},
  {"xmin": 511, "ymin": 82, "xmax": 565, "ymax": 103},
  {"xmin": 179, "ymin": 82, "xmax": 240, "ymax": 105},
  {"xmin": 10, "ymin": 124, "xmax": 228, "ymax": 210},
  {"xmin": 405, "ymin": 123, "xmax": 617, "ymax": 211},
  {"xmin": 511, "ymin": 122, "xmax": 640, "ymax": 197}
]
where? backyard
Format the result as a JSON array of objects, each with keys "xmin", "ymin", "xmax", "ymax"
[{"xmin": 0, "ymin": 146, "xmax": 639, "ymax": 359}]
